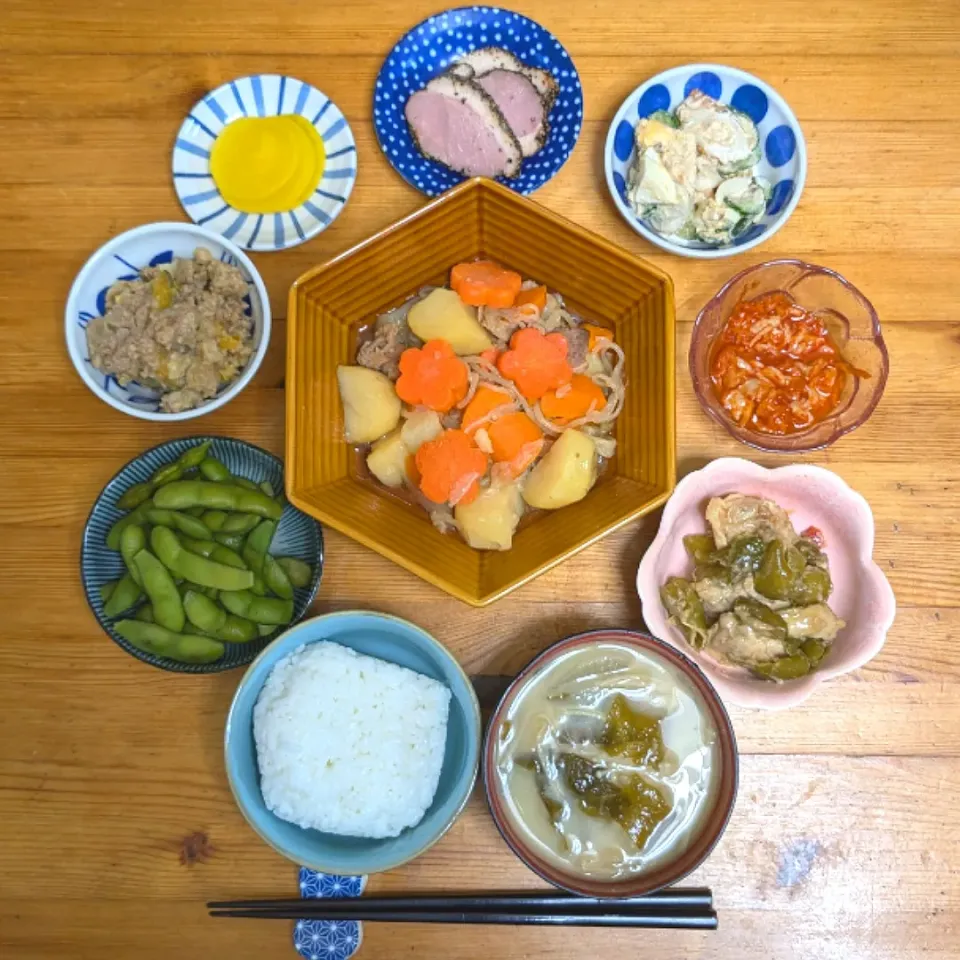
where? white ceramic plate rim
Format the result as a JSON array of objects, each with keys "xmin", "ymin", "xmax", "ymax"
[
  {"xmin": 636, "ymin": 458, "xmax": 896, "ymax": 710},
  {"xmin": 64, "ymin": 221, "xmax": 272, "ymax": 422},
  {"xmin": 604, "ymin": 63, "xmax": 807, "ymax": 260},
  {"xmin": 172, "ymin": 74, "xmax": 357, "ymax": 252}
]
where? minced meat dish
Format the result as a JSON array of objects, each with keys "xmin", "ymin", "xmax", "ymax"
[{"xmin": 85, "ymin": 247, "xmax": 254, "ymax": 413}]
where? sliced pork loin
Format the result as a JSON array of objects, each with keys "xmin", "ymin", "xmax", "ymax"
[
  {"xmin": 451, "ymin": 47, "xmax": 560, "ymax": 113},
  {"xmin": 404, "ymin": 75, "xmax": 521, "ymax": 179},
  {"xmin": 475, "ymin": 70, "xmax": 548, "ymax": 157}
]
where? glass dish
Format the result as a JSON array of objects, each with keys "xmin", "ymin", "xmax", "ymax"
[{"xmin": 689, "ymin": 259, "xmax": 889, "ymax": 453}]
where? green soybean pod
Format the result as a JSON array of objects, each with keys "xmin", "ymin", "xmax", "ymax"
[
  {"xmin": 151, "ymin": 526, "xmax": 254, "ymax": 592},
  {"xmin": 117, "ymin": 482, "xmax": 155, "ymax": 510},
  {"xmin": 120, "ymin": 524, "xmax": 147, "ymax": 586},
  {"xmin": 134, "ymin": 603, "xmax": 155, "ymax": 623},
  {"xmin": 221, "ymin": 512, "xmax": 260, "ymax": 535},
  {"xmin": 106, "ymin": 500, "xmax": 154, "ymax": 550},
  {"xmin": 99, "ymin": 580, "xmax": 117, "ymax": 604},
  {"xmin": 248, "ymin": 595, "xmax": 294, "ymax": 625},
  {"xmin": 146, "ymin": 508, "xmax": 214, "ymax": 541},
  {"xmin": 219, "ymin": 589, "xmax": 253, "ymax": 618},
  {"xmin": 179, "ymin": 537, "xmax": 217, "ymax": 558},
  {"xmin": 183, "ymin": 622, "xmax": 214, "ymax": 637},
  {"xmin": 199, "ymin": 457, "xmax": 231, "ymax": 483},
  {"xmin": 263, "ymin": 555, "xmax": 294, "ymax": 600},
  {"xmin": 183, "ymin": 589, "xmax": 227, "ymax": 633},
  {"xmin": 216, "ymin": 614, "xmax": 258, "ymax": 643},
  {"xmin": 103, "ymin": 574, "xmax": 142, "ymax": 617},
  {"xmin": 114, "ymin": 619, "xmax": 224, "ymax": 663},
  {"xmin": 154, "ymin": 480, "xmax": 283, "ymax": 520},
  {"xmin": 242, "ymin": 520, "xmax": 276, "ymax": 576},
  {"xmin": 150, "ymin": 462, "xmax": 183, "ymax": 486},
  {"xmin": 201, "ymin": 510, "xmax": 229, "ymax": 532},
  {"xmin": 185, "ymin": 506, "xmax": 206, "ymax": 518},
  {"xmin": 214, "ymin": 532, "xmax": 245, "ymax": 551},
  {"xmin": 233, "ymin": 476, "xmax": 260, "ymax": 492},
  {"xmin": 250, "ymin": 574, "xmax": 267, "ymax": 596},
  {"xmin": 210, "ymin": 544, "xmax": 247, "ymax": 570},
  {"xmin": 133, "ymin": 549, "xmax": 185, "ymax": 633},
  {"xmin": 275, "ymin": 557, "xmax": 312, "ymax": 589},
  {"xmin": 259, "ymin": 480, "xmax": 276, "ymax": 498},
  {"xmin": 257, "ymin": 624, "xmax": 276, "ymax": 638},
  {"xmin": 177, "ymin": 440, "xmax": 213, "ymax": 470}
]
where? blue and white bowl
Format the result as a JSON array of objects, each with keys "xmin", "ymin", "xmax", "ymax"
[
  {"xmin": 65, "ymin": 222, "xmax": 270, "ymax": 421},
  {"xmin": 173, "ymin": 75, "xmax": 356, "ymax": 251},
  {"xmin": 605, "ymin": 64, "xmax": 806, "ymax": 259},
  {"xmin": 374, "ymin": 6, "xmax": 583, "ymax": 196},
  {"xmin": 81, "ymin": 436, "xmax": 324, "ymax": 673}
]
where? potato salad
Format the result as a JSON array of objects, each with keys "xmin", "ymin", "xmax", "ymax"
[
  {"xmin": 626, "ymin": 91, "xmax": 769, "ymax": 246},
  {"xmin": 336, "ymin": 260, "xmax": 625, "ymax": 551}
]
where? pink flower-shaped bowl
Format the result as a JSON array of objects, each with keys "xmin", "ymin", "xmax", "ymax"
[{"xmin": 637, "ymin": 458, "xmax": 896, "ymax": 710}]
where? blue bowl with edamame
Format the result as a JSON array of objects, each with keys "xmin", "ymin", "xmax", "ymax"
[{"xmin": 81, "ymin": 436, "xmax": 324, "ymax": 673}]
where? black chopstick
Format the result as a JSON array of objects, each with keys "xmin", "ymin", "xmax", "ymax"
[
  {"xmin": 209, "ymin": 907, "xmax": 717, "ymax": 929},
  {"xmin": 207, "ymin": 887, "xmax": 712, "ymax": 913}
]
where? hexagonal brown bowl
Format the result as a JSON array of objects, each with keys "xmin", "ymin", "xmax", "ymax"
[{"xmin": 285, "ymin": 178, "xmax": 676, "ymax": 605}]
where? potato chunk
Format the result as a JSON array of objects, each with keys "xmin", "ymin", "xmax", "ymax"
[
  {"xmin": 400, "ymin": 410, "xmax": 444, "ymax": 453},
  {"xmin": 522, "ymin": 429, "xmax": 597, "ymax": 510},
  {"xmin": 407, "ymin": 288, "xmax": 493, "ymax": 355},
  {"xmin": 337, "ymin": 365, "xmax": 402, "ymax": 443},
  {"xmin": 366, "ymin": 429, "xmax": 408, "ymax": 488},
  {"xmin": 455, "ymin": 481, "xmax": 523, "ymax": 550}
]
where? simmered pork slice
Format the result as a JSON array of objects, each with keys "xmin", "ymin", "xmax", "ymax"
[
  {"xmin": 404, "ymin": 75, "xmax": 522, "ymax": 179},
  {"xmin": 451, "ymin": 47, "xmax": 560, "ymax": 113},
  {"xmin": 475, "ymin": 69, "xmax": 549, "ymax": 157}
]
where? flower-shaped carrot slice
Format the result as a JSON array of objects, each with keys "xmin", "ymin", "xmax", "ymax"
[
  {"xmin": 540, "ymin": 375, "xmax": 607, "ymax": 425},
  {"xmin": 396, "ymin": 339, "xmax": 469, "ymax": 412},
  {"xmin": 415, "ymin": 429, "xmax": 489, "ymax": 506},
  {"xmin": 462, "ymin": 385, "xmax": 515, "ymax": 433},
  {"xmin": 497, "ymin": 328, "xmax": 572, "ymax": 401},
  {"xmin": 450, "ymin": 260, "xmax": 523, "ymax": 308}
]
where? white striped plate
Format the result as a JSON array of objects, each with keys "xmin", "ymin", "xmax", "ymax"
[{"xmin": 172, "ymin": 75, "xmax": 356, "ymax": 252}]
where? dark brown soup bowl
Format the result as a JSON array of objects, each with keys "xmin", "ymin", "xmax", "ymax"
[{"xmin": 483, "ymin": 629, "xmax": 738, "ymax": 898}]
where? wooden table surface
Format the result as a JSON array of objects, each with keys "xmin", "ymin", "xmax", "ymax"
[{"xmin": 2, "ymin": 1, "xmax": 959, "ymax": 957}]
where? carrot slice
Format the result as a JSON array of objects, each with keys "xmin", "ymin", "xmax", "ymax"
[
  {"xmin": 451, "ymin": 260, "xmax": 523, "ymax": 308},
  {"xmin": 479, "ymin": 347, "xmax": 501, "ymax": 366},
  {"xmin": 540, "ymin": 374, "xmax": 607, "ymax": 425},
  {"xmin": 487, "ymin": 411, "xmax": 543, "ymax": 463},
  {"xmin": 396, "ymin": 339, "xmax": 469, "ymax": 412},
  {"xmin": 415, "ymin": 429, "xmax": 489, "ymax": 507},
  {"xmin": 462, "ymin": 385, "xmax": 514, "ymax": 433},
  {"xmin": 583, "ymin": 324, "xmax": 613, "ymax": 352},
  {"xmin": 497, "ymin": 328, "xmax": 573, "ymax": 401},
  {"xmin": 514, "ymin": 285, "xmax": 547, "ymax": 311}
]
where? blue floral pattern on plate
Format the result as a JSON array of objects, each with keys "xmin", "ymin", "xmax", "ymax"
[
  {"xmin": 294, "ymin": 869, "xmax": 366, "ymax": 960},
  {"xmin": 604, "ymin": 64, "xmax": 807, "ymax": 259},
  {"xmin": 172, "ymin": 75, "xmax": 356, "ymax": 252},
  {"xmin": 374, "ymin": 5, "xmax": 583, "ymax": 196}
]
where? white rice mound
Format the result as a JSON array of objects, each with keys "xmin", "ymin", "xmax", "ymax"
[{"xmin": 253, "ymin": 641, "xmax": 452, "ymax": 839}]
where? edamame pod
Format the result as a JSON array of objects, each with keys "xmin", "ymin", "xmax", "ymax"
[
  {"xmin": 106, "ymin": 500, "xmax": 154, "ymax": 550},
  {"xmin": 214, "ymin": 532, "xmax": 245, "ymax": 550},
  {"xmin": 275, "ymin": 557, "xmax": 312, "ymax": 589},
  {"xmin": 120, "ymin": 524, "xmax": 147, "ymax": 587},
  {"xmin": 99, "ymin": 581, "xmax": 117, "ymax": 604},
  {"xmin": 199, "ymin": 457, "xmax": 231, "ymax": 483},
  {"xmin": 182, "ymin": 589, "xmax": 227, "ymax": 633},
  {"xmin": 185, "ymin": 506, "xmax": 206, "ymax": 518},
  {"xmin": 133, "ymin": 548, "xmax": 185, "ymax": 632},
  {"xmin": 146, "ymin": 508, "xmax": 213, "ymax": 541},
  {"xmin": 201, "ymin": 510, "xmax": 229, "ymax": 532},
  {"xmin": 117, "ymin": 482, "xmax": 154, "ymax": 510},
  {"xmin": 242, "ymin": 520, "xmax": 276, "ymax": 575},
  {"xmin": 221, "ymin": 512, "xmax": 260, "ymax": 535},
  {"xmin": 217, "ymin": 614, "xmax": 258, "ymax": 643},
  {"xmin": 250, "ymin": 574, "xmax": 267, "ymax": 596},
  {"xmin": 177, "ymin": 440, "xmax": 213, "ymax": 469},
  {"xmin": 219, "ymin": 589, "xmax": 293, "ymax": 625},
  {"xmin": 103, "ymin": 574, "xmax": 142, "ymax": 617},
  {"xmin": 263, "ymin": 555, "xmax": 293, "ymax": 600},
  {"xmin": 114, "ymin": 620, "xmax": 224, "ymax": 663},
  {"xmin": 259, "ymin": 480, "xmax": 276, "ymax": 498},
  {"xmin": 151, "ymin": 526, "xmax": 254, "ymax": 591},
  {"xmin": 134, "ymin": 603, "xmax": 155, "ymax": 623},
  {"xmin": 232, "ymin": 477, "xmax": 260, "ymax": 492},
  {"xmin": 154, "ymin": 481, "xmax": 282, "ymax": 519},
  {"xmin": 150, "ymin": 462, "xmax": 183, "ymax": 486},
  {"xmin": 257, "ymin": 624, "xmax": 275, "ymax": 637}
]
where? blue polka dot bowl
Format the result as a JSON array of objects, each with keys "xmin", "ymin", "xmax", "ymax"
[
  {"xmin": 65, "ymin": 222, "xmax": 270, "ymax": 421},
  {"xmin": 374, "ymin": 5, "xmax": 583, "ymax": 196},
  {"xmin": 224, "ymin": 611, "xmax": 481, "ymax": 875},
  {"xmin": 605, "ymin": 64, "xmax": 806, "ymax": 259},
  {"xmin": 172, "ymin": 75, "xmax": 356, "ymax": 252}
]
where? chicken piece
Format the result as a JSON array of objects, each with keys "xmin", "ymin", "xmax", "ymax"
[
  {"xmin": 706, "ymin": 611, "xmax": 791, "ymax": 666},
  {"xmin": 781, "ymin": 604, "xmax": 846, "ymax": 641},
  {"xmin": 705, "ymin": 494, "xmax": 798, "ymax": 549}
]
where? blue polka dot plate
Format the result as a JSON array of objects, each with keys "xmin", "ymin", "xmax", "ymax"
[
  {"xmin": 374, "ymin": 6, "xmax": 583, "ymax": 196},
  {"xmin": 172, "ymin": 75, "xmax": 356, "ymax": 251},
  {"xmin": 605, "ymin": 64, "xmax": 806, "ymax": 259}
]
